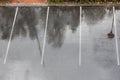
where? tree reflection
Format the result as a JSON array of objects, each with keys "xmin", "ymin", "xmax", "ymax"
[
  {"xmin": 0, "ymin": 7, "xmax": 15, "ymax": 40},
  {"xmin": 0, "ymin": 7, "xmax": 80, "ymax": 48},
  {"xmin": 47, "ymin": 7, "xmax": 79, "ymax": 48},
  {"xmin": 0, "ymin": 7, "xmax": 39, "ymax": 40},
  {"xmin": 83, "ymin": 7, "xmax": 106, "ymax": 25},
  {"xmin": 0, "ymin": 7, "xmax": 47, "ymax": 65},
  {"xmin": 39, "ymin": 7, "xmax": 47, "ymax": 26}
]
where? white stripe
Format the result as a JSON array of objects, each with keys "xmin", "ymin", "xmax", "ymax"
[
  {"xmin": 113, "ymin": 6, "xmax": 120, "ymax": 66},
  {"xmin": 79, "ymin": 6, "xmax": 82, "ymax": 66},
  {"xmin": 4, "ymin": 7, "xmax": 19, "ymax": 64},
  {"xmin": 41, "ymin": 7, "xmax": 50, "ymax": 65}
]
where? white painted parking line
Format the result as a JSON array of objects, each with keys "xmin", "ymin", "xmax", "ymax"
[
  {"xmin": 41, "ymin": 7, "xmax": 50, "ymax": 65},
  {"xmin": 4, "ymin": 7, "xmax": 19, "ymax": 64},
  {"xmin": 79, "ymin": 6, "xmax": 82, "ymax": 66},
  {"xmin": 113, "ymin": 6, "xmax": 120, "ymax": 66}
]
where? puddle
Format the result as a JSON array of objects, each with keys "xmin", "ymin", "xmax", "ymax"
[{"xmin": 0, "ymin": 6, "xmax": 119, "ymax": 80}]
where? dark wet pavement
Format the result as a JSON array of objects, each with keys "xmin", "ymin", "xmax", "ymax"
[{"xmin": 0, "ymin": 6, "xmax": 120, "ymax": 80}]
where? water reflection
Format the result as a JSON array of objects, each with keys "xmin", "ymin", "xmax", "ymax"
[
  {"xmin": 0, "ymin": 7, "xmax": 15, "ymax": 40},
  {"xmin": 80, "ymin": 6, "xmax": 120, "ymax": 80},
  {"xmin": 0, "ymin": 6, "xmax": 115, "ymax": 46},
  {"xmin": 0, "ymin": 7, "xmax": 80, "ymax": 48},
  {"xmin": 0, "ymin": 6, "xmax": 120, "ymax": 80},
  {"xmin": 0, "ymin": 7, "xmax": 39, "ymax": 40},
  {"xmin": 83, "ymin": 6, "xmax": 106, "ymax": 25},
  {"xmin": 47, "ymin": 7, "xmax": 79, "ymax": 48},
  {"xmin": 0, "ymin": 6, "xmax": 117, "ymax": 49}
]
